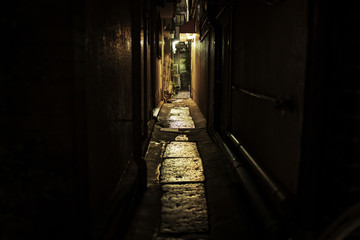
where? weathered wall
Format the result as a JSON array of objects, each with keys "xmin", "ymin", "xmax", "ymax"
[{"xmin": 230, "ymin": 0, "xmax": 308, "ymax": 194}]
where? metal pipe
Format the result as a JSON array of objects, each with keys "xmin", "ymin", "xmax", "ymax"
[
  {"xmin": 227, "ymin": 133, "xmax": 288, "ymax": 203},
  {"xmin": 213, "ymin": 132, "xmax": 285, "ymax": 237},
  {"xmin": 236, "ymin": 87, "xmax": 277, "ymax": 102},
  {"xmin": 233, "ymin": 87, "xmax": 294, "ymax": 113}
]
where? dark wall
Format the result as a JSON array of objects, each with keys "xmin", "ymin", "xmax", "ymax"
[
  {"xmin": 298, "ymin": 0, "xmax": 360, "ymax": 235},
  {"xmin": 140, "ymin": 0, "xmax": 154, "ymax": 138},
  {"xmin": 230, "ymin": 0, "xmax": 308, "ymax": 195},
  {"xmin": 0, "ymin": 0, "xmax": 146, "ymax": 239},
  {"xmin": 85, "ymin": 0, "xmax": 135, "ymax": 223},
  {"xmin": 192, "ymin": 0, "xmax": 360, "ymax": 237},
  {"xmin": 209, "ymin": 0, "xmax": 360, "ymax": 237},
  {"xmin": 216, "ymin": 7, "xmax": 232, "ymax": 133},
  {"xmin": 0, "ymin": 1, "xmax": 89, "ymax": 239}
]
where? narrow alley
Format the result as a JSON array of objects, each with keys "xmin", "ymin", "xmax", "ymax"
[
  {"xmin": 125, "ymin": 92, "xmax": 261, "ymax": 239},
  {"xmin": 1, "ymin": 0, "xmax": 360, "ymax": 240}
]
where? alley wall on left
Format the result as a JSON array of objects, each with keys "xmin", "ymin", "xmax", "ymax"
[
  {"xmin": 0, "ymin": 0, "xmax": 162, "ymax": 239},
  {"xmin": 85, "ymin": 0, "xmax": 138, "ymax": 232}
]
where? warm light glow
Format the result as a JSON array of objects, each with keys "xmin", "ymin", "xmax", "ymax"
[
  {"xmin": 140, "ymin": 31, "xmax": 144, "ymax": 46},
  {"xmin": 186, "ymin": 33, "xmax": 195, "ymax": 40},
  {"xmin": 172, "ymin": 40, "xmax": 179, "ymax": 53},
  {"xmin": 180, "ymin": 33, "xmax": 196, "ymax": 42}
]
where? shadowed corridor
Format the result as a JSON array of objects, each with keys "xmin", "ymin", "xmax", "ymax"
[{"xmin": 1, "ymin": 1, "xmax": 360, "ymax": 240}]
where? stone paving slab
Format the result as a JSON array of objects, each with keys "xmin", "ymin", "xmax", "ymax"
[
  {"xmin": 160, "ymin": 120, "xmax": 195, "ymax": 129},
  {"xmin": 164, "ymin": 142, "xmax": 200, "ymax": 158},
  {"xmin": 160, "ymin": 183, "xmax": 209, "ymax": 234},
  {"xmin": 125, "ymin": 97, "xmax": 261, "ymax": 240},
  {"xmin": 175, "ymin": 134, "xmax": 189, "ymax": 141},
  {"xmin": 169, "ymin": 115, "xmax": 193, "ymax": 121},
  {"xmin": 169, "ymin": 120, "xmax": 195, "ymax": 129},
  {"xmin": 160, "ymin": 158, "xmax": 205, "ymax": 183},
  {"xmin": 170, "ymin": 108, "xmax": 190, "ymax": 116}
]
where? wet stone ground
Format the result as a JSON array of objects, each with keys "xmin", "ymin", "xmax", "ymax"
[
  {"xmin": 163, "ymin": 142, "xmax": 199, "ymax": 158},
  {"xmin": 160, "ymin": 183, "xmax": 208, "ymax": 234},
  {"xmin": 125, "ymin": 94, "xmax": 262, "ymax": 240},
  {"xmin": 159, "ymin": 105, "xmax": 196, "ymax": 129},
  {"xmin": 160, "ymin": 158, "xmax": 205, "ymax": 183},
  {"xmin": 157, "ymin": 102, "xmax": 209, "ymax": 237}
]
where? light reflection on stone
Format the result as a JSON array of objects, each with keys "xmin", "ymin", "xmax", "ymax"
[
  {"xmin": 170, "ymin": 108, "xmax": 190, "ymax": 116},
  {"xmin": 160, "ymin": 183, "xmax": 208, "ymax": 233},
  {"xmin": 169, "ymin": 115, "xmax": 193, "ymax": 121},
  {"xmin": 175, "ymin": 134, "xmax": 189, "ymax": 141},
  {"xmin": 169, "ymin": 120, "xmax": 195, "ymax": 129},
  {"xmin": 158, "ymin": 104, "xmax": 208, "ymax": 235},
  {"xmin": 160, "ymin": 157, "xmax": 204, "ymax": 183},
  {"xmin": 164, "ymin": 142, "xmax": 199, "ymax": 158}
]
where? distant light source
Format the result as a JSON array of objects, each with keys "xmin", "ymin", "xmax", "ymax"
[
  {"xmin": 186, "ymin": 33, "xmax": 195, "ymax": 40},
  {"xmin": 172, "ymin": 40, "xmax": 179, "ymax": 53},
  {"xmin": 179, "ymin": 33, "xmax": 196, "ymax": 42}
]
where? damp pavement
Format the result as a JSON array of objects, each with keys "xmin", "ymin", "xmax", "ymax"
[{"xmin": 124, "ymin": 92, "xmax": 262, "ymax": 240}]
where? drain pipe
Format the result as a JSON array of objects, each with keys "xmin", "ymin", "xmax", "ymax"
[
  {"xmin": 214, "ymin": 132, "xmax": 287, "ymax": 239},
  {"xmin": 227, "ymin": 133, "xmax": 288, "ymax": 204}
]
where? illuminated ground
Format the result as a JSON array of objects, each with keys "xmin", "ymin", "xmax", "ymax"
[{"xmin": 125, "ymin": 93, "xmax": 262, "ymax": 240}]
